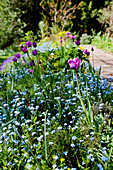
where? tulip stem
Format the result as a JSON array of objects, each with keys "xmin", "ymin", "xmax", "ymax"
[{"xmin": 76, "ymin": 72, "xmax": 91, "ymax": 125}]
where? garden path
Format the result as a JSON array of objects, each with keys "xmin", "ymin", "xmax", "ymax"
[{"xmin": 82, "ymin": 45, "xmax": 113, "ymax": 83}]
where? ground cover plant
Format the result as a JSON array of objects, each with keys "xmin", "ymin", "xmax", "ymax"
[
  {"xmin": 0, "ymin": 32, "xmax": 113, "ymax": 170},
  {"xmin": 91, "ymin": 32, "xmax": 113, "ymax": 53}
]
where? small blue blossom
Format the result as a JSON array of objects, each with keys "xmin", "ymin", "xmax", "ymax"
[
  {"xmin": 63, "ymin": 151, "xmax": 68, "ymax": 155},
  {"xmin": 97, "ymin": 164, "xmax": 104, "ymax": 170},
  {"xmin": 49, "ymin": 142, "xmax": 54, "ymax": 145},
  {"xmin": 101, "ymin": 156, "xmax": 109, "ymax": 161},
  {"xmin": 91, "ymin": 157, "xmax": 95, "ymax": 162},
  {"xmin": 53, "ymin": 164, "xmax": 57, "ymax": 169},
  {"xmin": 72, "ymin": 136, "xmax": 77, "ymax": 140},
  {"xmin": 27, "ymin": 164, "xmax": 32, "ymax": 169},
  {"xmin": 53, "ymin": 155, "xmax": 59, "ymax": 160},
  {"xmin": 71, "ymin": 144, "xmax": 75, "ymax": 147},
  {"xmin": 90, "ymin": 137, "xmax": 94, "ymax": 142},
  {"xmin": 82, "ymin": 162, "xmax": 85, "ymax": 165},
  {"xmin": 87, "ymin": 153, "xmax": 93, "ymax": 160},
  {"xmin": 37, "ymin": 155, "xmax": 42, "ymax": 159}
]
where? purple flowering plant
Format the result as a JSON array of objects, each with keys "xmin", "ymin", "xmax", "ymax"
[
  {"xmin": 26, "ymin": 41, "xmax": 32, "ymax": 47},
  {"xmin": 32, "ymin": 50, "xmax": 37, "ymax": 56}
]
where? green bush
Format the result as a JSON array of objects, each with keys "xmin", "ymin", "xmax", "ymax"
[
  {"xmin": 0, "ymin": 0, "xmax": 25, "ymax": 48},
  {"xmin": 97, "ymin": 1, "xmax": 113, "ymax": 35}
]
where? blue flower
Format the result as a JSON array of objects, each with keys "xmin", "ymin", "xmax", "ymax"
[
  {"xmin": 71, "ymin": 144, "xmax": 75, "ymax": 147},
  {"xmin": 37, "ymin": 155, "xmax": 42, "ymax": 159},
  {"xmin": 27, "ymin": 164, "xmax": 32, "ymax": 169},
  {"xmin": 63, "ymin": 151, "xmax": 68, "ymax": 155},
  {"xmin": 101, "ymin": 156, "xmax": 109, "ymax": 161},
  {"xmin": 97, "ymin": 164, "xmax": 104, "ymax": 170},
  {"xmin": 53, "ymin": 155, "xmax": 59, "ymax": 160},
  {"xmin": 72, "ymin": 136, "xmax": 77, "ymax": 140},
  {"xmin": 87, "ymin": 153, "xmax": 93, "ymax": 160},
  {"xmin": 90, "ymin": 137, "xmax": 94, "ymax": 142}
]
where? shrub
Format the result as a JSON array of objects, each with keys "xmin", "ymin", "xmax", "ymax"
[
  {"xmin": 80, "ymin": 33, "xmax": 92, "ymax": 44},
  {"xmin": 0, "ymin": 0, "xmax": 25, "ymax": 48},
  {"xmin": 97, "ymin": 1, "xmax": 113, "ymax": 35}
]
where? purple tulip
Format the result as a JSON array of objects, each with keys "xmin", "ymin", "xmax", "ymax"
[
  {"xmin": 60, "ymin": 39, "xmax": 63, "ymax": 43},
  {"xmin": 75, "ymin": 40, "xmax": 80, "ymax": 46},
  {"xmin": 29, "ymin": 69, "xmax": 33, "ymax": 74},
  {"xmin": 15, "ymin": 53, "xmax": 20, "ymax": 58},
  {"xmin": 33, "ymin": 42, "xmax": 37, "ymax": 47},
  {"xmin": 21, "ymin": 47, "xmax": 28, "ymax": 53},
  {"xmin": 68, "ymin": 58, "xmax": 81, "ymax": 69},
  {"xmin": 66, "ymin": 32, "xmax": 71, "ymax": 35},
  {"xmin": 26, "ymin": 41, "xmax": 32, "ymax": 47},
  {"xmin": 29, "ymin": 60, "xmax": 35, "ymax": 66},
  {"xmin": 39, "ymin": 60, "xmax": 41, "ymax": 64},
  {"xmin": 32, "ymin": 50, "xmax": 37, "ymax": 56},
  {"xmin": 12, "ymin": 57, "xmax": 17, "ymax": 62},
  {"xmin": 83, "ymin": 49, "xmax": 90, "ymax": 56},
  {"xmin": 71, "ymin": 35, "xmax": 76, "ymax": 39}
]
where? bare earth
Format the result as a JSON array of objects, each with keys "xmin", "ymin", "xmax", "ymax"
[{"xmin": 82, "ymin": 45, "xmax": 113, "ymax": 83}]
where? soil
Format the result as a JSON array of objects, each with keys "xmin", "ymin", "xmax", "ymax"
[{"xmin": 82, "ymin": 45, "xmax": 113, "ymax": 84}]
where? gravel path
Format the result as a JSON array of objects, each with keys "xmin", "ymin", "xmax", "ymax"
[{"xmin": 82, "ymin": 45, "xmax": 113, "ymax": 82}]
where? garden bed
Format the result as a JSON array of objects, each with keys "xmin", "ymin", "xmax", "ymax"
[{"xmin": 0, "ymin": 32, "xmax": 113, "ymax": 170}]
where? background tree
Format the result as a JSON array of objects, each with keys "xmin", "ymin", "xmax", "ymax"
[
  {"xmin": 0, "ymin": 0, "xmax": 25, "ymax": 48},
  {"xmin": 11, "ymin": 0, "xmax": 42, "ymax": 35},
  {"xmin": 40, "ymin": 0, "xmax": 81, "ymax": 32},
  {"xmin": 71, "ymin": 0, "xmax": 112, "ymax": 36}
]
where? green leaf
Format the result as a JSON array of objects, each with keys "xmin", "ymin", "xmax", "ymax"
[{"xmin": 59, "ymin": 58, "xmax": 65, "ymax": 67}]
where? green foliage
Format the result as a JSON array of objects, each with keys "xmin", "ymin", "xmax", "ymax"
[
  {"xmin": 11, "ymin": 0, "xmax": 42, "ymax": 34},
  {"xmin": 91, "ymin": 32, "xmax": 113, "ymax": 52},
  {"xmin": 37, "ymin": 21, "xmax": 49, "ymax": 39},
  {"xmin": 71, "ymin": 0, "xmax": 112, "ymax": 35},
  {"xmin": 97, "ymin": 1, "xmax": 113, "ymax": 35}
]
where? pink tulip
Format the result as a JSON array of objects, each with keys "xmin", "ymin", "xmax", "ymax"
[{"xmin": 68, "ymin": 58, "xmax": 81, "ymax": 69}]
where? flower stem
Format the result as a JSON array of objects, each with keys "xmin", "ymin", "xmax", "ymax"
[
  {"xmin": 44, "ymin": 111, "xmax": 48, "ymax": 161},
  {"xmin": 76, "ymin": 73, "xmax": 91, "ymax": 125}
]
